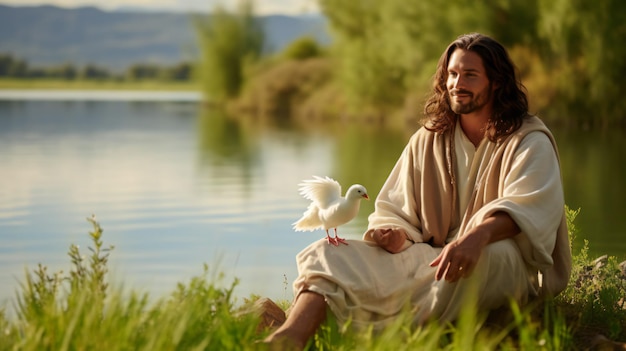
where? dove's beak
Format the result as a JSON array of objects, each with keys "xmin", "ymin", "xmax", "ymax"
[{"xmin": 363, "ymin": 194, "xmax": 370, "ymax": 200}]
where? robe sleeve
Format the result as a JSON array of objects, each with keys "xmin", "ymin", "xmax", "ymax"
[
  {"xmin": 363, "ymin": 132, "xmax": 425, "ymax": 246},
  {"xmin": 466, "ymin": 131, "xmax": 564, "ymax": 270}
]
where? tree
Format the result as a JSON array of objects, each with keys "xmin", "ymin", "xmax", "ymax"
[
  {"xmin": 50, "ymin": 63, "xmax": 78, "ymax": 80},
  {"xmin": 82, "ymin": 64, "xmax": 110, "ymax": 80},
  {"xmin": 8, "ymin": 59, "xmax": 28, "ymax": 77},
  {"xmin": 0, "ymin": 54, "xmax": 29, "ymax": 77},
  {"xmin": 537, "ymin": 0, "xmax": 626, "ymax": 124},
  {"xmin": 0, "ymin": 54, "xmax": 12, "ymax": 76},
  {"xmin": 126, "ymin": 63, "xmax": 160, "ymax": 80},
  {"xmin": 318, "ymin": 0, "xmax": 494, "ymax": 111},
  {"xmin": 282, "ymin": 37, "xmax": 323, "ymax": 61},
  {"xmin": 162, "ymin": 62, "xmax": 193, "ymax": 81},
  {"xmin": 319, "ymin": 0, "xmax": 625, "ymax": 125},
  {"xmin": 194, "ymin": 0, "xmax": 264, "ymax": 104}
]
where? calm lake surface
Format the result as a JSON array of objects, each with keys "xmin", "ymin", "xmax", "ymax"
[{"xmin": 0, "ymin": 91, "xmax": 624, "ymax": 308}]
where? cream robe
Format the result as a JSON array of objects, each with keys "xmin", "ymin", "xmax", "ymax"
[{"xmin": 293, "ymin": 116, "xmax": 571, "ymax": 330}]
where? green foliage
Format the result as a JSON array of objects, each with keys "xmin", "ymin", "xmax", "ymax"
[
  {"xmin": 501, "ymin": 300, "xmax": 572, "ymax": 350},
  {"xmin": 310, "ymin": 298, "xmax": 569, "ymax": 350},
  {"xmin": 315, "ymin": 0, "xmax": 626, "ymax": 126},
  {"xmin": 558, "ymin": 243, "xmax": 626, "ymax": 340},
  {"xmin": 0, "ymin": 77, "xmax": 198, "ymax": 91},
  {"xmin": 0, "ymin": 54, "xmax": 28, "ymax": 77},
  {"xmin": 81, "ymin": 64, "xmax": 110, "ymax": 80},
  {"xmin": 236, "ymin": 58, "xmax": 333, "ymax": 118},
  {"xmin": 318, "ymin": 0, "xmax": 541, "ymax": 112},
  {"xmin": 125, "ymin": 62, "xmax": 193, "ymax": 82},
  {"xmin": 318, "ymin": 0, "xmax": 493, "ymax": 111},
  {"xmin": 2, "ymin": 209, "xmax": 625, "ymax": 349},
  {"xmin": 557, "ymin": 206, "xmax": 626, "ymax": 342},
  {"xmin": 535, "ymin": 0, "xmax": 626, "ymax": 125},
  {"xmin": 281, "ymin": 36, "xmax": 324, "ymax": 61},
  {"xmin": 3, "ymin": 216, "xmax": 261, "ymax": 350},
  {"xmin": 0, "ymin": 53, "xmax": 193, "ymax": 82},
  {"xmin": 194, "ymin": 0, "xmax": 264, "ymax": 104},
  {"xmin": 126, "ymin": 63, "xmax": 161, "ymax": 81}
]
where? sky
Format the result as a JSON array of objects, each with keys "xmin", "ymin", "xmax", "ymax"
[{"xmin": 0, "ymin": 0, "xmax": 320, "ymax": 15}]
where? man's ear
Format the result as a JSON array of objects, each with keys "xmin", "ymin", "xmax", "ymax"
[{"xmin": 491, "ymin": 80, "xmax": 500, "ymax": 91}]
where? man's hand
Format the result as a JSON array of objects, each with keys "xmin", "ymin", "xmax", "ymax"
[
  {"xmin": 429, "ymin": 211, "xmax": 520, "ymax": 282},
  {"xmin": 429, "ymin": 232, "xmax": 489, "ymax": 282},
  {"xmin": 371, "ymin": 228, "xmax": 409, "ymax": 253}
]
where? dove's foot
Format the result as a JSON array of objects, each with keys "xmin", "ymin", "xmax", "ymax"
[
  {"xmin": 335, "ymin": 237, "xmax": 349, "ymax": 245},
  {"xmin": 325, "ymin": 236, "xmax": 339, "ymax": 246}
]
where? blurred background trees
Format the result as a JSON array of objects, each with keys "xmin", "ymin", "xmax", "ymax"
[
  {"xmin": 315, "ymin": 0, "xmax": 626, "ymax": 127},
  {"xmin": 3, "ymin": 0, "xmax": 624, "ymax": 127},
  {"xmin": 194, "ymin": 0, "xmax": 264, "ymax": 105},
  {"xmin": 0, "ymin": 53, "xmax": 193, "ymax": 82}
]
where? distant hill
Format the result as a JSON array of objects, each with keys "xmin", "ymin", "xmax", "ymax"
[{"xmin": 0, "ymin": 5, "xmax": 331, "ymax": 71}]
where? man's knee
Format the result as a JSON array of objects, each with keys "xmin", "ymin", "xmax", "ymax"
[{"xmin": 483, "ymin": 239, "xmax": 523, "ymax": 267}]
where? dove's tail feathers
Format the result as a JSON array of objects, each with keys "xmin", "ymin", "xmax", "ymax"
[
  {"xmin": 292, "ymin": 219, "xmax": 321, "ymax": 232},
  {"xmin": 293, "ymin": 207, "xmax": 322, "ymax": 232}
]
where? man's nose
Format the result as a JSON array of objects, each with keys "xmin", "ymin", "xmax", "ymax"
[{"xmin": 451, "ymin": 75, "xmax": 465, "ymax": 89}]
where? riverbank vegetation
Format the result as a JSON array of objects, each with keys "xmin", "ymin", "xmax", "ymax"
[
  {"xmin": 195, "ymin": 0, "xmax": 626, "ymax": 130},
  {"xmin": 0, "ymin": 209, "xmax": 624, "ymax": 350},
  {"xmin": 0, "ymin": 77, "xmax": 198, "ymax": 91},
  {"xmin": 0, "ymin": 54, "xmax": 194, "ymax": 84}
]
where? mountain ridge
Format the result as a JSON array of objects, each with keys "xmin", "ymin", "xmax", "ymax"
[{"xmin": 0, "ymin": 5, "xmax": 330, "ymax": 71}]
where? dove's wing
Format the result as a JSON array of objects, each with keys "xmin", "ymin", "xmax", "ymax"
[{"xmin": 298, "ymin": 176, "xmax": 342, "ymax": 209}]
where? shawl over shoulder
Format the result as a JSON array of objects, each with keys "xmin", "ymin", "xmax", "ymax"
[{"xmin": 364, "ymin": 116, "xmax": 572, "ymax": 296}]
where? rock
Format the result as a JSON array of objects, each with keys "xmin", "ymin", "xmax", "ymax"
[
  {"xmin": 589, "ymin": 334, "xmax": 626, "ymax": 351},
  {"xmin": 254, "ymin": 297, "xmax": 287, "ymax": 332},
  {"xmin": 593, "ymin": 255, "xmax": 609, "ymax": 270}
]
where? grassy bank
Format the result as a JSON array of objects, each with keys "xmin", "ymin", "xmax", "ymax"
[
  {"xmin": 0, "ymin": 78, "xmax": 199, "ymax": 91},
  {"xmin": 0, "ymin": 210, "xmax": 624, "ymax": 350}
]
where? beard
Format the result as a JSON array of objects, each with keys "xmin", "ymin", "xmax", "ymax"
[{"xmin": 449, "ymin": 85, "xmax": 492, "ymax": 115}]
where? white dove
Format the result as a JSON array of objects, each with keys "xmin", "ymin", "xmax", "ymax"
[{"xmin": 293, "ymin": 176, "xmax": 369, "ymax": 246}]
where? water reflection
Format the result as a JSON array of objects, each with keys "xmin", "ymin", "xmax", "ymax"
[
  {"xmin": 550, "ymin": 126, "xmax": 626, "ymax": 256},
  {"xmin": 197, "ymin": 108, "xmax": 256, "ymax": 167}
]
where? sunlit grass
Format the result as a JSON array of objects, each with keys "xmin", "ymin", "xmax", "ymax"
[
  {"xmin": 0, "ymin": 208, "xmax": 623, "ymax": 350},
  {"xmin": 0, "ymin": 78, "xmax": 199, "ymax": 91}
]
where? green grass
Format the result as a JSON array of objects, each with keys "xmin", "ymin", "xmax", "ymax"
[
  {"xmin": 0, "ymin": 209, "xmax": 624, "ymax": 350},
  {"xmin": 0, "ymin": 78, "xmax": 199, "ymax": 91}
]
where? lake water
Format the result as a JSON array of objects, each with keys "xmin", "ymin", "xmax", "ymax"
[{"xmin": 0, "ymin": 91, "xmax": 624, "ymax": 310}]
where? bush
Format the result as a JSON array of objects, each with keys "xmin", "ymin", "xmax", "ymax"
[
  {"xmin": 556, "ymin": 208, "xmax": 626, "ymax": 341},
  {"xmin": 282, "ymin": 37, "xmax": 324, "ymax": 61},
  {"xmin": 235, "ymin": 58, "xmax": 333, "ymax": 119}
]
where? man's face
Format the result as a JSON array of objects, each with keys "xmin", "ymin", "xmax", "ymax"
[{"xmin": 446, "ymin": 48, "xmax": 494, "ymax": 116}]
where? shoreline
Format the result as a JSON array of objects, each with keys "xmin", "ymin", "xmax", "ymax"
[{"xmin": 0, "ymin": 89, "xmax": 202, "ymax": 102}]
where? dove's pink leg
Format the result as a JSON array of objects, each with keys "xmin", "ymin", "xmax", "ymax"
[
  {"xmin": 333, "ymin": 228, "xmax": 349, "ymax": 245},
  {"xmin": 325, "ymin": 230, "xmax": 338, "ymax": 246}
]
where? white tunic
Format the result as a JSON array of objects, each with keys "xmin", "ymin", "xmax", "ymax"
[{"xmin": 293, "ymin": 117, "xmax": 568, "ymax": 330}]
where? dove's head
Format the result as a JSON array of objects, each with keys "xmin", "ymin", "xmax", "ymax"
[{"xmin": 346, "ymin": 184, "xmax": 369, "ymax": 201}]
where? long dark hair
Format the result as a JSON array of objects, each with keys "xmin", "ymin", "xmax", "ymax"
[{"xmin": 423, "ymin": 33, "xmax": 528, "ymax": 141}]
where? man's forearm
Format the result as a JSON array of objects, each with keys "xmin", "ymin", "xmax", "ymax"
[{"xmin": 471, "ymin": 211, "xmax": 521, "ymax": 244}]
